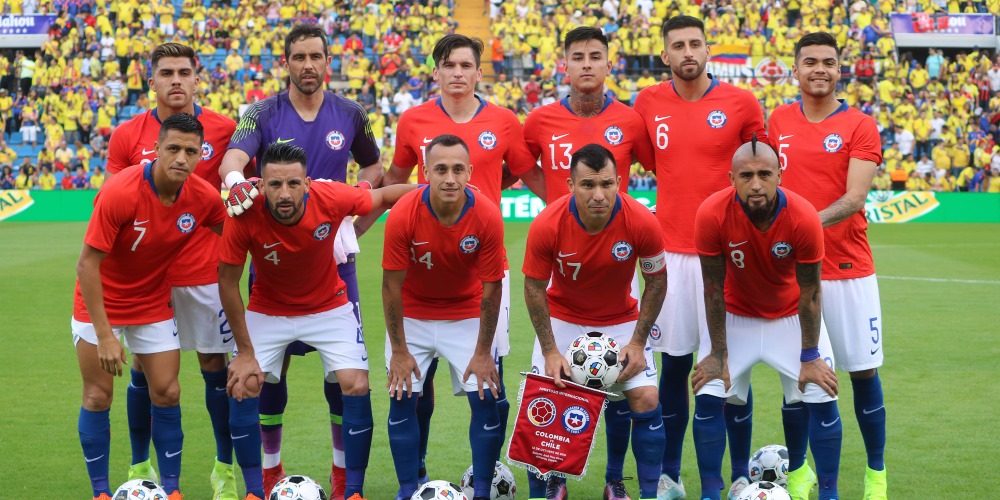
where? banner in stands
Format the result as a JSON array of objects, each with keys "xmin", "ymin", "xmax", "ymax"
[
  {"xmin": 0, "ymin": 15, "xmax": 57, "ymax": 47},
  {"xmin": 2, "ymin": 190, "xmax": 998, "ymax": 223},
  {"xmin": 890, "ymin": 13, "xmax": 996, "ymax": 48}
]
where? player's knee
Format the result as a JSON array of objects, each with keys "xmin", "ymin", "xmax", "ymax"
[
  {"xmin": 197, "ymin": 352, "xmax": 227, "ymax": 372},
  {"xmin": 337, "ymin": 374, "xmax": 369, "ymax": 395},
  {"xmin": 849, "ymin": 368, "xmax": 877, "ymax": 380},
  {"xmin": 148, "ymin": 381, "xmax": 181, "ymax": 407},
  {"xmin": 626, "ymin": 387, "xmax": 660, "ymax": 413},
  {"xmin": 82, "ymin": 385, "xmax": 113, "ymax": 411}
]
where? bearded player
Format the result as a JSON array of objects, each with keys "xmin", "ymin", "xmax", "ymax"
[{"xmin": 768, "ymin": 32, "xmax": 886, "ymax": 500}]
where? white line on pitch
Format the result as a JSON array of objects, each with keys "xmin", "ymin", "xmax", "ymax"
[{"xmin": 879, "ymin": 276, "xmax": 1000, "ymax": 285}]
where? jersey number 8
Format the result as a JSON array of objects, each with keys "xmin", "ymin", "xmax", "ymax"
[{"xmin": 730, "ymin": 249, "xmax": 745, "ymax": 269}]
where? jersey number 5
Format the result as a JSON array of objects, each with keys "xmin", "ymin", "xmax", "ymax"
[{"xmin": 778, "ymin": 143, "xmax": 790, "ymax": 170}]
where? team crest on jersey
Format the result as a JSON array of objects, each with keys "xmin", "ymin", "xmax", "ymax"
[
  {"xmin": 823, "ymin": 133, "xmax": 844, "ymax": 153},
  {"xmin": 604, "ymin": 126, "xmax": 624, "ymax": 146},
  {"xmin": 707, "ymin": 110, "xmax": 728, "ymax": 129},
  {"xmin": 201, "ymin": 141, "xmax": 214, "ymax": 160},
  {"xmin": 325, "ymin": 130, "xmax": 346, "ymax": 150},
  {"xmin": 460, "ymin": 235, "xmax": 480, "ymax": 253},
  {"xmin": 478, "ymin": 130, "xmax": 498, "ymax": 150},
  {"xmin": 176, "ymin": 213, "xmax": 196, "ymax": 233},
  {"xmin": 611, "ymin": 241, "xmax": 633, "ymax": 261},
  {"xmin": 650, "ymin": 324, "xmax": 661, "ymax": 340},
  {"xmin": 771, "ymin": 241, "xmax": 793, "ymax": 258},
  {"xmin": 562, "ymin": 406, "xmax": 591, "ymax": 434},
  {"xmin": 314, "ymin": 222, "xmax": 332, "ymax": 240}
]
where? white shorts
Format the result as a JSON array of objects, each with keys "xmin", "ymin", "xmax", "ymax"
[
  {"xmin": 695, "ymin": 313, "xmax": 836, "ymax": 405},
  {"xmin": 171, "ymin": 285, "xmax": 234, "ymax": 354},
  {"xmin": 648, "ymin": 252, "xmax": 708, "ymax": 355},
  {"xmin": 72, "ymin": 318, "xmax": 178, "ymax": 354},
  {"xmin": 244, "ymin": 303, "xmax": 369, "ymax": 383},
  {"xmin": 531, "ymin": 318, "xmax": 658, "ymax": 397},
  {"xmin": 822, "ymin": 275, "xmax": 884, "ymax": 372},
  {"xmin": 495, "ymin": 270, "xmax": 511, "ymax": 356},
  {"xmin": 383, "ymin": 317, "xmax": 499, "ymax": 395}
]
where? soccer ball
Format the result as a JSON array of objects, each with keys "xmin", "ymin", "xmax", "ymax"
[
  {"xmin": 565, "ymin": 331, "xmax": 623, "ymax": 389},
  {"xmin": 269, "ymin": 475, "xmax": 328, "ymax": 500},
  {"xmin": 748, "ymin": 444, "xmax": 790, "ymax": 486},
  {"xmin": 736, "ymin": 481, "xmax": 791, "ymax": 500},
  {"xmin": 410, "ymin": 480, "xmax": 469, "ymax": 500},
  {"xmin": 113, "ymin": 479, "xmax": 169, "ymax": 500},
  {"xmin": 459, "ymin": 461, "xmax": 517, "ymax": 499}
]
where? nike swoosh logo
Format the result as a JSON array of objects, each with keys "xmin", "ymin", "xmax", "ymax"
[
  {"xmin": 821, "ymin": 417, "xmax": 840, "ymax": 427},
  {"xmin": 782, "ymin": 406, "xmax": 803, "ymax": 411},
  {"xmin": 222, "ymin": 336, "xmax": 233, "ymax": 343},
  {"xmin": 348, "ymin": 427, "xmax": 372, "ymax": 435},
  {"xmin": 141, "ymin": 148, "xmax": 155, "ymax": 155},
  {"xmin": 85, "ymin": 455, "xmax": 105, "ymax": 463},
  {"xmin": 734, "ymin": 412, "xmax": 752, "ymax": 423},
  {"xmin": 276, "ymin": 138, "xmax": 294, "ymax": 144},
  {"xmin": 422, "ymin": 137, "xmax": 433, "ymax": 144},
  {"xmin": 779, "ymin": 134, "xmax": 794, "ymax": 141},
  {"xmin": 557, "ymin": 251, "xmax": 576, "ymax": 258},
  {"xmin": 654, "ymin": 115, "xmax": 671, "ymax": 121},
  {"xmin": 231, "ymin": 434, "xmax": 250, "ymax": 440},
  {"xmin": 694, "ymin": 414, "xmax": 713, "ymax": 421},
  {"xmin": 388, "ymin": 418, "xmax": 409, "ymax": 426},
  {"xmin": 215, "ymin": 386, "xmax": 228, "ymax": 392},
  {"xmin": 484, "ymin": 422, "xmax": 502, "ymax": 431},
  {"xmin": 411, "ymin": 240, "xmax": 429, "ymax": 246},
  {"xmin": 134, "ymin": 220, "xmax": 149, "ymax": 226},
  {"xmin": 616, "ymin": 410, "xmax": 630, "ymax": 415},
  {"xmin": 728, "ymin": 241, "xmax": 748, "ymax": 248},
  {"xmin": 662, "ymin": 413, "xmax": 678, "ymax": 419},
  {"xmin": 870, "ymin": 346, "xmax": 881, "ymax": 355},
  {"xmin": 551, "ymin": 133, "xmax": 569, "ymax": 141},
  {"xmin": 863, "ymin": 406, "xmax": 884, "ymax": 415},
  {"xmin": 648, "ymin": 422, "xmax": 664, "ymax": 431},
  {"xmin": 165, "ymin": 450, "xmax": 182, "ymax": 458},
  {"xmin": 361, "ymin": 354, "xmax": 368, "ymax": 361},
  {"xmin": 263, "ymin": 242, "xmax": 282, "ymax": 249}
]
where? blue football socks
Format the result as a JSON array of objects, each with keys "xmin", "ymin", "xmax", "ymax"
[
  {"xmin": 127, "ymin": 369, "xmax": 152, "ymax": 465},
  {"xmin": 342, "ymin": 393, "xmax": 374, "ymax": 498},
  {"xmin": 659, "ymin": 352, "xmax": 693, "ymax": 482},
  {"xmin": 230, "ymin": 397, "xmax": 264, "ymax": 498},
  {"xmin": 388, "ymin": 393, "xmax": 420, "ymax": 498},
  {"xmin": 693, "ymin": 394, "xmax": 726, "ymax": 500},
  {"xmin": 725, "ymin": 387, "xmax": 753, "ymax": 481},
  {"xmin": 604, "ymin": 399, "xmax": 631, "ymax": 482},
  {"xmin": 151, "ymin": 404, "xmax": 184, "ymax": 493},
  {"xmin": 632, "ymin": 405, "xmax": 667, "ymax": 499},
  {"xmin": 202, "ymin": 369, "xmax": 233, "ymax": 465},
  {"xmin": 852, "ymin": 372, "xmax": 886, "ymax": 471},
  {"xmin": 807, "ymin": 401, "xmax": 842, "ymax": 500},
  {"xmin": 468, "ymin": 392, "xmax": 503, "ymax": 499},
  {"xmin": 781, "ymin": 399, "xmax": 810, "ymax": 472},
  {"xmin": 79, "ymin": 407, "xmax": 112, "ymax": 497}
]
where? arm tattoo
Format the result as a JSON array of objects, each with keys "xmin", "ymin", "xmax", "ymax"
[
  {"xmin": 796, "ymin": 262, "xmax": 822, "ymax": 349},
  {"xmin": 386, "ymin": 301, "xmax": 404, "ymax": 348},
  {"xmin": 818, "ymin": 195, "xmax": 860, "ymax": 228},
  {"xmin": 700, "ymin": 254, "xmax": 728, "ymax": 354},
  {"xmin": 524, "ymin": 277, "xmax": 557, "ymax": 355},
  {"xmin": 478, "ymin": 294, "xmax": 500, "ymax": 352},
  {"xmin": 633, "ymin": 272, "xmax": 667, "ymax": 344}
]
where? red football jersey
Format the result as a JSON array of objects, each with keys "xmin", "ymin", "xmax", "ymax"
[
  {"xmin": 219, "ymin": 180, "xmax": 373, "ymax": 316},
  {"xmin": 694, "ymin": 187, "xmax": 824, "ymax": 319},
  {"xmin": 382, "ymin": 186, "xmax": 505, "ymax": 320},
  {"xmin": 523, "ymin": 96, "xmax": 654, "ymax": 203},
  {"xmin": 73, "ymin": 163, "xmax": 227, "ymax": 324},
  {"xmin": 523, "ymin": 193, "xmax": 664, "ymax": 326},
  {"xmin": 392, "ymin": 97, "xmax": 536, "ymax": 207},
  {"xmin": 633, "ymin": 78, "xmax": 766, "ymax": 253},
  {"xmin": 768, "ymin": 101, "xmax": 883, "ymax": 280},
  {"xmin": 106, "ymin": 106, "xmax": 239, "ymax": 286}
]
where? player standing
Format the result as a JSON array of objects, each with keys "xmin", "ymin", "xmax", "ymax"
[
  {"xmin": 104, "ymin": 42, "xmax": 256, "ymax": 500},
  {"xmin": 691, "ymin": 139, "xmax": 842, "ymax": 500},
  {"xmin": 523, "ymin": 144, "xmax": 666, "ymax": 500},
  {"xmin": 220, "ymin": 142, "xmax": 416, "ymax": 500},
  {"xmin": 524, "ymin": 26, "xmax": 653, "ymax": 203},
  {"xmin": 360, "ymin": 33, "xmax": 542, "ymax": 481},
  {"xmin": 74, "ymin": 114, "xmax": 226, "ymax": 500},
  {"xmin": 767, "ymin": 32, "xmax": 886, "ymax": 500},
  {"xmin": 631, "ymin": 16, "xmax": 767, "ymax": 499},
  {"xmin": 218, "ymin": 24, "xmax": 383, "ymax": 497},
  {"xmin": 382, "ymin": 135, "xmax": 505, "ymax": 500}
]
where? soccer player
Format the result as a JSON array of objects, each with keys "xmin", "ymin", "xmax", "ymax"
[
  {"xmin": 768, "ymin": 31, "xmax": 886, "ymax": 500},
  {"xmin": 632, "ymin": 15, "xmax": 767, "ymax": 499},
  {"xmin": 360, "ymin": 33, "xmax": 542, "ymax": 481},
  {"xmin": 104, "ymin": 42, "xmax": 255, "ymax": 499},
  {"xmin": 218, "ymin": 23, "xmax": 383, "ymax": 497},
  {"xmin": 74, "ymin": 113, "xmax": 226, "ymax": 500},
  {"xmin": 381, "ymin": 135, "xmax": 505, "ymax": 500},
  {"xmin": 523, "ymin": 144, "xmax": 666, "ymax": 500},
  {"xmin": 523, "ymin": 26, "xmax": 654, "ymax": 203},
  {"xmin": 691, "ymin": 139, "xmax": 841, "ymax": 500},
  {"xmin": 219, "ymin": 142, "xmax": 416, "ymax": 500}
]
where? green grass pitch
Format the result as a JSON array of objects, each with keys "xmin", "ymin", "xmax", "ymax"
[{"xmin": 1, "ymin": 221, "xmax": 998, "ymax": 498}]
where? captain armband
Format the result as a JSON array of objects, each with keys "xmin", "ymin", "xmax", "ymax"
[{"xmin": 639, "ymin": 251, "xmax": 666, "ymax": 275}]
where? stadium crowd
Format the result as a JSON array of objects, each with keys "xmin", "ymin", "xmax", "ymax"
[{"xmin": 2, "ymin": 0, "xmax": 1000, "ymax": 192}]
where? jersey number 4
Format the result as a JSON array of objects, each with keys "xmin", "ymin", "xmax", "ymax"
[
  {"xmin": 411, "ymin": 248, "xmax": 433, "ymax": 269},
  {"xmin": 264, "ymin": 250, "xmax": 280, "ymax": 265}
]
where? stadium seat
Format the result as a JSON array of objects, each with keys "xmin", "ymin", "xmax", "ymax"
[{"xmin": 8, "ymin": 131, "xmax": 22, "ymax": 145}]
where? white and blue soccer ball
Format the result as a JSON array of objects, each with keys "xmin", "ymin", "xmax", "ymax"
[
  {"xmin": 459, "ymin": 461, "xmax": 517, "ymax": 500},
  {"xmin": 269, "ymin": 475, "xmax": 328, "ymax": 500},
  {"xmin": 748, "ymin": 444, "xmax": 790, "ymax": 486},
  {"xmin": 114, "ymin": 479, "xmax": 168, "ymax": 500},
  {"xmin": 565, "ymin": 332, "xmax": 623, "ymax": 389},
  {"xmin": 410, "ymin": 480, "xmax": 468, "ymax": 500},
  {"xmin": 736, "ymin": 481, "xmax": 791, "ymax": 500}
]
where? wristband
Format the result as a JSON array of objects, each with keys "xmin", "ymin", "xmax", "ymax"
[
  {"xmin": 356, "ymin": 180, "xmax": 373, "ymax": 190},
  {"xmin": 800, "ymin": 347, "xmax": 820, "ymax": 363},
  {"xmin": 225, "ymin": 171, "xmax": 247, "ymax": 189}
]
